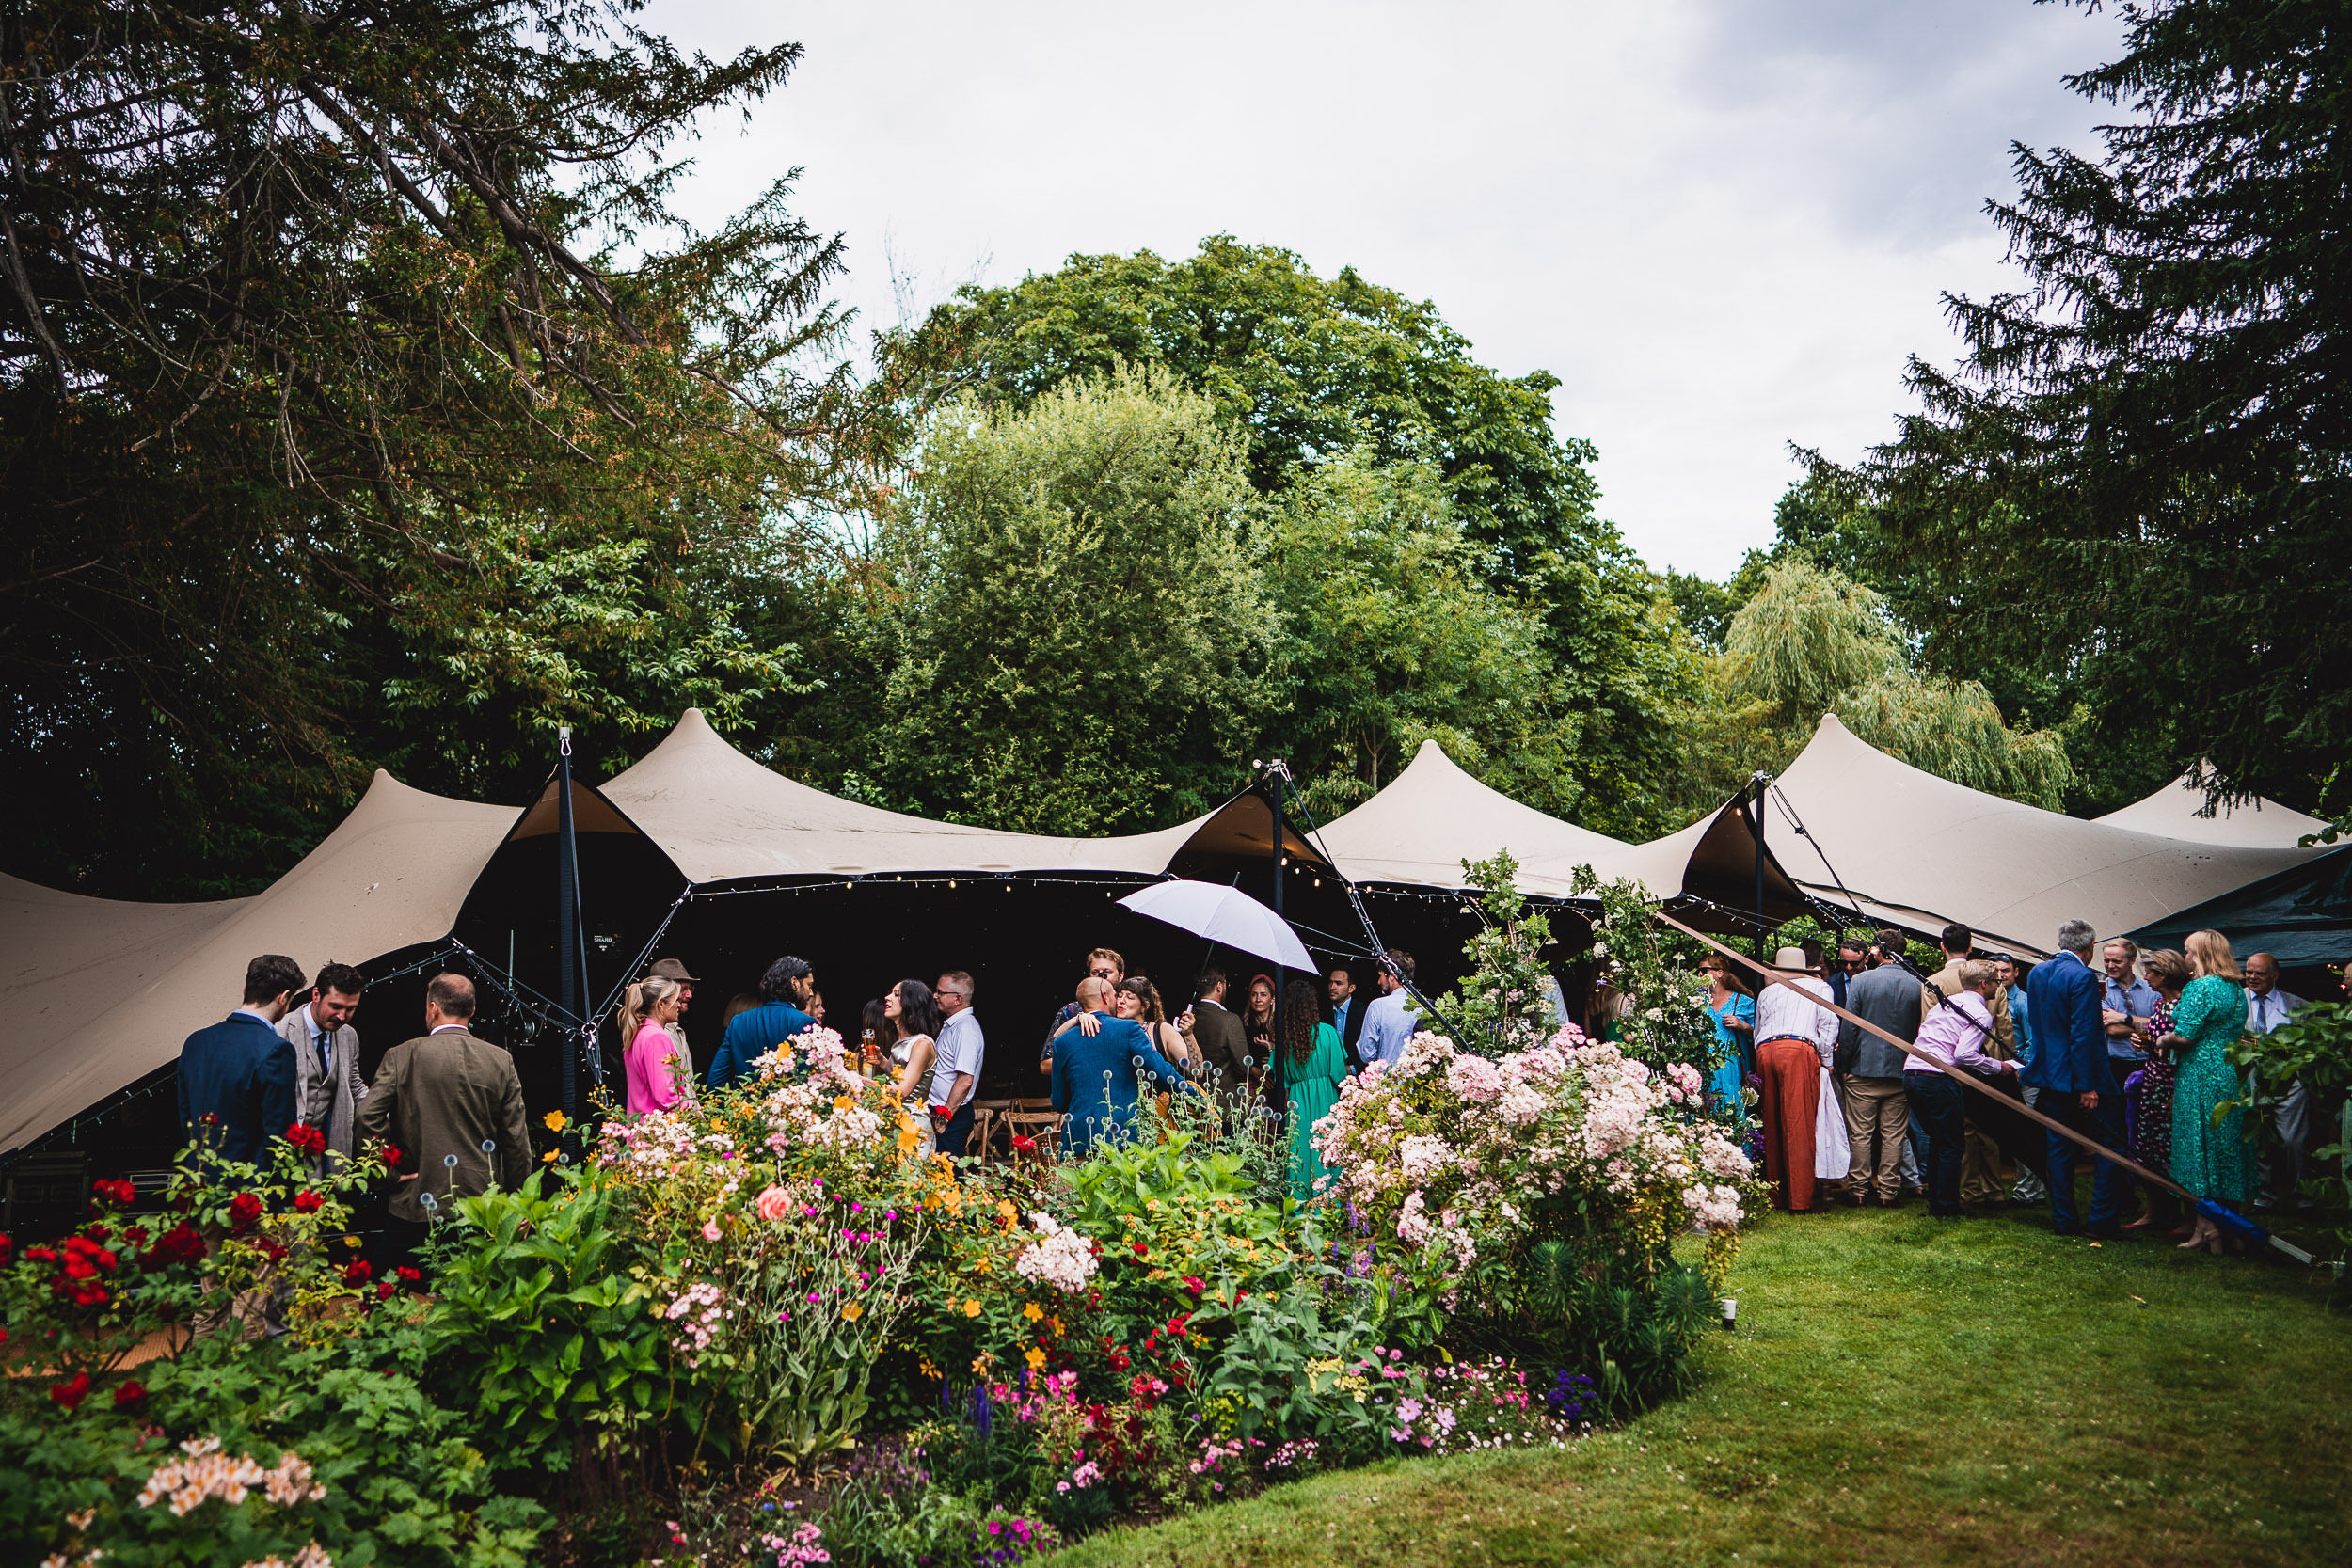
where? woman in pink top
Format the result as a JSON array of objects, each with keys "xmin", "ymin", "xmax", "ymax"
[{"xmin": 620, "ymin": 975, "xmax": 692, "ymax": 1114}]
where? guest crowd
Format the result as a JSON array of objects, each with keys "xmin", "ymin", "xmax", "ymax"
[
  {"xmin": 177, "ymin": 909, "xmax": 2329, "ymax": 1277},
  {"xmin": 173, "ymin": 940, "xmax": 1438, "ymax": 1275},
  {"xmin": 1718, "ymin": 915, "xmax": 2329, "ymax": 1253}
]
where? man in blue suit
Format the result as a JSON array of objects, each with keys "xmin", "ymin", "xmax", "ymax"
[
  {"xmin": 1050, "ymin": 1003, "xmax": 1194, "ymax": 1155},
  {"xmin": 178, "ymin": 954, "xmax": 305, "ymax": 1166},
  {"xmin": 709, "ymin": 955, "xmax": 819, "ymax": 1088},
  {"xmin": 2021, "ymin": 919, "xmax": 2126, "ymax": 1237}
]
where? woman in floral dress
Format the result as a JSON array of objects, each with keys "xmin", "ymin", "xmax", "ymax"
[
  {"xmin": 2124, "ymin": 949, "xmax": 2189, "ymax": 1237},
  {"xmin": 2167, "ymin": 930, "xmax": 2253, "ymax": 1254}
]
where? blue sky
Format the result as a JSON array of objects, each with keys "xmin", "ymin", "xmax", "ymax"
[{"xmin": 651, "ymin": 0, "xmax": 2122, "ymax": 578}]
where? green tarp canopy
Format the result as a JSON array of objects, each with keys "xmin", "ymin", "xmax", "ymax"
[{"xmin": 2125, "ymin": 847, "xmax": 2352, "ymax": 968}]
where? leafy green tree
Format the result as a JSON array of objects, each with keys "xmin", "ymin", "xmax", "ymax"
[
  {"xmin": 1715, "ymin": 560, "xmax": 2074, "ymax": 811},
  {"xmin": 860, "ymin": 369, "xmax": 1280, "ymax": 833},
  {"xmin": 0, "ymin": 0, "xmax": 859, "ymax": 895},
  {"xmin": 877, "ymin": 237, "xmax": 1703, "ymax": 838},
  {"xmin": 1255, "ymin": 453, "xmax": 1576, "ymax": 820},
  {"xmin": 1868, "ymin": 0, "xmax": 2349, "ymax": 810}
]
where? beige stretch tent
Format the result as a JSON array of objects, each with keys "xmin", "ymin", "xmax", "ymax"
[
  {"xmin": 2093, "ymin": 768, "xmax": 2328, "ymax": 848},
  {"xmin": 0, "ymin": 774, "xmax": 515, "ymax": 1155},
  {"xmin": 1306, "ymin": 739, "xmax": 1625, "ymax": 895},
  {"xmin": 1760, "ymin": 716, "xmax": 2323, "ymax": 958},
  {"xmin": 596, "ymin": 707, "xmax": 1327, "ymax": 884}
]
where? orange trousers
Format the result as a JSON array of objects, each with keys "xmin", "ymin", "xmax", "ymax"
[{"xmin": 1756, "ymin": 1037, "xmax": 1823, "ymax": 1212}]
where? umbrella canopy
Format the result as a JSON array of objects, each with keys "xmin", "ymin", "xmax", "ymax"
[{"xmin": 1117, "ymin": 880, "xmax": 1314, "ymax": 972}]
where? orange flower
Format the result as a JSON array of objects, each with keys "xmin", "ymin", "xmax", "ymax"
[
  {"xmin": 842, "ymin": 1302, "xmax": 864, "ymax": 1322},
  {"xmin": 962, "ymin": 1298, "xmax": 982, "ymax": 1318}
]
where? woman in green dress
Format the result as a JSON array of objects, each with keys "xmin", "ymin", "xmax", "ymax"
[
  {"xmin": 1282, "ymin": 975, "xmax": 1349, "ymax": 1201},
  {"xmin": 2167, "ymin": 928, "xmax": 2254, "ymax": 1255}
]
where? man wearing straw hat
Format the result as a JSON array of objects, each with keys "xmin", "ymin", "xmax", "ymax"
[{"xmin": 1751, "ymin": 943, "xmax": 1842, "ymax": 1212}]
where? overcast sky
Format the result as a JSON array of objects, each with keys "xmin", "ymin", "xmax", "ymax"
[{"xmin": 651, "ymin": 0, "xmax": 2122, "ymax": 578}]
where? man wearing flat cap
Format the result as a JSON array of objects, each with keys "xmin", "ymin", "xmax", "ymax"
[{"xmin": 645, "ymin": 958, "xmax": 700, "ymax": 1101}]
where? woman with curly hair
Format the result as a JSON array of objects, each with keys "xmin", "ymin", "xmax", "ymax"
[{"xmin": 1281, "ymin": 976, "xmax": 1349, "ymax": 1201}]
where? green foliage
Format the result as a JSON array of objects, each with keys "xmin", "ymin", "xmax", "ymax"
[
  {"xmin": 858, "ymin": 367, "xmax": 1280, "ymax": 832},
  {"xmin": 421, "ymin": 1176, "xmax": 666, "ymax": 1471},
  {"xmin": 1440, "ymin": 852, "xmax": 1561, "ymax": 1057},
  {"xmin": 2226, "ymin": 1002, "xmax": 2352, "ymax": 1285},
  {"xmin": 1258, "ymin": 454, "xmax": 1567, "ymax": 817},
  {"xmin": 1866, "ymin": 0, "xmax": 2352, "ymax": 810},
  {"xmin": 1568, "ymin": 867, "xmax": 1722, "ymax": 1078},
  {"xmin": 1715, "ymin": 558, "xmax": 2075, "ymax": 811},
  {"xmin": 878, "ymin": 235, "xmax": 1600, "ymax": 581},
  {"xmin": 0, "ymin": 0, "xmax": 862, "ymax": 896},
  {"xmin": 1523, "ymin": 1243, "xmax": 1719, "ymax": 1416},
  {"xmin": 876, "ymin": 235, "xmax": 1706, "ymax": 840}
]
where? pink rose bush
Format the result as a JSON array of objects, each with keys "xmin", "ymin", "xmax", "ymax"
[{"xmin": 1312, "ymin": 1022, "xmax": 1764, "ymax": 1306}]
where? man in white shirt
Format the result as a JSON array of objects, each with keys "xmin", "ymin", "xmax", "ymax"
[
  {"xmin": 1358, "ymin": 949, "xmax": 1422, "ymax": 1070},
  {"xmin": 1752, "ymin": 944, "xmax": 1841, "ymax": 1213},
  {"xmin": 931, "ymin": 971, "xmax": 986, "ymax": 1158},
  {"xmin": 2243, "ymin": 952, "xmax": 2310, "ymax": 1209}
]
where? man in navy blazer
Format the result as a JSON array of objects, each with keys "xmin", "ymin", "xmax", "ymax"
[
  {"xmin": 178, "ymin": 954, "xmax": 306, "ymax": 1166},
  {"xmin": 1049, "ymin": 1007, "xmax": 1194, "ymax": 1155},
  {"xmin": 2021, "ymin": 919, "xmax": 2126, "ymax": 1236}
]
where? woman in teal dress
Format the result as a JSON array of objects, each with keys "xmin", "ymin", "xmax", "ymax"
[
  {"xmin": 1282, "ymin": 976, "xmax": 1350, "ymax": 1201},
  {"xmin": 1698, "ymin": 957, "xmax": 1756, "ymax": 1116},
  {"xmin": 2167, "ymin": 929, "xmax": 2254, "ymax": 1255}
]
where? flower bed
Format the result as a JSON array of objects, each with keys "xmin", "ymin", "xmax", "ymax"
[{"xmin": 2, "ymin": 855, "xmax": 1757, "ymax": 1566}]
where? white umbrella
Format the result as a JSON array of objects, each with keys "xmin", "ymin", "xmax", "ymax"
[{"xmin": 1117, "ymin": 879, "xmax": 1315, "ymax": 972}]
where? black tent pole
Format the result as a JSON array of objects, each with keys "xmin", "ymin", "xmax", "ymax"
[
  {"xmin": 1269, "ymin": 768, "xmax": 1288, "ymax": 1118},
  {"xmin": 1748, "ymin": 770, "xmax": 1772, "ymax": 961},
  {"xmin": 556, "ymin": 725, "xmax": 582, "ymax": 1159}
]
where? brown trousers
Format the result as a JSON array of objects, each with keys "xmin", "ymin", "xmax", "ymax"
[
  {"xmin": 1756, "ymin": 1038, "xmax": 1824, "ymax": 1212},
  {"xmin": 1844, "ymin": 1075, "xmax": 1910, "ymax": 1201},
  {"xmin": 1960, "ymin": 1123, "xmax": 2006, "ymax": 1203}
]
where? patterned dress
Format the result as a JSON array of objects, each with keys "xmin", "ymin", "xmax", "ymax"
[
  {"xmin": 2133, "ymin": 998, "xmax": 2177, "ymax": 1175},
  {"xmin": 2169, "ymin": 974, "xmax": 2253, "ymax": 1202}
]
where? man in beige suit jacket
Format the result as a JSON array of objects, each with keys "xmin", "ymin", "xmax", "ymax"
[{"xmin": 278, "ymin": 962, "xmax": 370, "ymax": 1164}]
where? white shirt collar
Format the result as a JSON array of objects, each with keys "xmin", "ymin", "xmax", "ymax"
[{"xmin": 430, "ymin": 1022, "xmax": 469, "ymax": 1034}]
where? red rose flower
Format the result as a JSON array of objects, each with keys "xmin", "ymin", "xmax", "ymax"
[
  {"xmin": 0, "ymin": 1232, "xmax": 11, "ymax": 1265},
  {"xmin": 91, "ymin": 1178, "xmax": 138, "ymax": 1207},
  {"xmin": 376, "ymin": 1280, "xmax": 396, "ymax": 1300},
  {"xmin": 378, "ymin": 1144, "xmax": 404, "ymax": 1170},
  {"xmin": 1011, "ymin": 1134, "xmax": 1037, "ymax": 1152},
  {"xmin": 49, "ymin": 1372, "xmax": 90, "ymax": 1411},
  {"xmin": 113, "ymin": 1379, "xmax": 147, "ymax": 1409},
  {"xmin": 227, "ymin": 1192, "xmax": 263, "ymax": 1232},
  {"xmin": 343, "ymin": 1259, "xmax": 372, "ymax": 1286},
  {"xmin": 143, "ymin": 1223, "xmax": 206, "ymax": 1268},
  {"xmin": 1130, "ymin": 1243, "xmax": 1147, "ymax": 1259},
  {"xmin": 293, "ymin": 1191, "xmax": 324, "ymax": 1214},
  {"xmin": 283, "ymin": 1123, "xmax": 326, "ymax": 1157},
  {"xmin": 396, "ymin": 1266, "xmax": 421, "ymax": 1286}
]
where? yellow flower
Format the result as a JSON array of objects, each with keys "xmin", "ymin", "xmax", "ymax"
[
  {"xmin": 1024, "ymin": 1346, "xmax": 1046, "ymax": 1370},
  {"xmin": 963, "ymin": 1298, "xmax": 982, "ymax": 1318},
  {"xmin": 541, "ymin": 1150, "xmax": 560, "ymax": 1164},
  {"xmin": 995, "ymin": 1199, "xmax": 1017, "ymax": 1223},
  {"xmin": 842, "ymin": 1302, "xmax": 864, "ymax": 1321},
  {"xmin": 1022, "ymin": 1302, "xmax": 1043, "ymax": 1323},
  {"xmin": 542, "ymin": 1110, "xmax": 567, "ymax": 1132}
]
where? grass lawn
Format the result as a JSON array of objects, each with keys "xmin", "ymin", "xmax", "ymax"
[{"xmin": 1054, "ymin": 1202, "xmax": 2352, "ymax": 1567}]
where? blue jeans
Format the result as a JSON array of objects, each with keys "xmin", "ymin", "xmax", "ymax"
[
  {"xmin": 1907, "ymin": 1073, "xmax": 1966, "ymax": 1215},
  {"xmin": 2042, "ymin": 1089, "xmax": 2129, "ymax": 1233}
]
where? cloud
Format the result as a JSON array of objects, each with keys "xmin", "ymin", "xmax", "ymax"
[{"xmin": 647, "ymin": 0, "xmax": 2125, "ymax": 577}]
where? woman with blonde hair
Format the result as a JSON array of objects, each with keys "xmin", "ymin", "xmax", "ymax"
[
  {"xmin": 2167, "ymin": 929, "xmax": 2254, "ymax": 1253},
  {"xmin": 620, "ymin": 975, "xmax": 693, "ymax": 1114}
]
